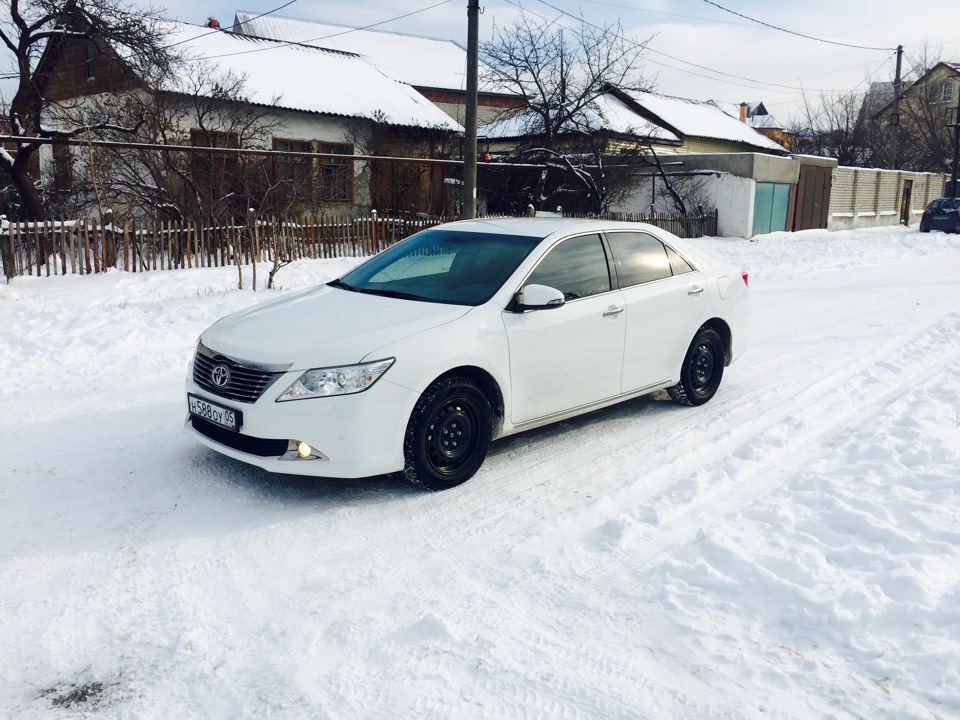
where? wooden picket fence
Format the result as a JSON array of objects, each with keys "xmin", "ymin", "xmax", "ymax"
[
  {"xmin": 0, "ymin": 208, "xmax": 718, "ymax": 279},
  {"xmin": 0, "ymin": 212, "xmax": 455, "ymax": 279}
]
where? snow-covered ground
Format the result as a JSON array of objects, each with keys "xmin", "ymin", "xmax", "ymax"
[{"xmin": 1, "ymin": 225, "xmax": 959, "ymax": 719}]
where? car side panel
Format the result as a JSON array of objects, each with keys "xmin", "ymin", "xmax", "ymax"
[
  {"xmin": 619, "ymin": 272, "xmax": 707, "ymax": 392},
  {"xmin": 502, "ymin": 290, "xmax": 627, "ymax": 424}
]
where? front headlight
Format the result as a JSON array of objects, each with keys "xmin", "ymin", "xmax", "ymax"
[{"xmin": 276, "ymin": 358, "xmax": 395, "ymax": 401}]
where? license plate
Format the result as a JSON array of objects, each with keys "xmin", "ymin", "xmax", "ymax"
[{"xmin": 188, "ymin": 394, "xmax": 241, "ymax": 431}]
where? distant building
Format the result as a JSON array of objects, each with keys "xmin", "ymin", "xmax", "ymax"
[
  {"xmin": 707, "ymin": 100, "xmax": 794, "ymax": 151},
  {"xmin": 873, "ymin": 61, "xmax": 960, "ymax": 173}
]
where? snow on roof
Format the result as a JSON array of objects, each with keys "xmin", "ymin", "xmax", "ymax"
[
  {"xmin": 157, "ymin": 22, "xmax": 461, "ymax": 131},
  {"xmin": 707, "ymin": 99, "xmax": 782, "ymax": 129},
  {"xmin": 748, "ymin": 114, "xmax": 782, "ymax": 130},
  {"xmin": 479, "ymin": 93, "xmax": 680, "ymax": 143},
  {"xmin": 620, "ymin": 91, "xmax": 787, "ymax": 153},
  {"xmin": 233, "ymin": 12, "xmax": 518, "ymax": 96}
]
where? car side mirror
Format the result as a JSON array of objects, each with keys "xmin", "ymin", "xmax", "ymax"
[{"xmin": 514, "ymin": 283, "xmax": 565, "ymax": 311}]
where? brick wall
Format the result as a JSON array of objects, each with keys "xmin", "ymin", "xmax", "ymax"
[{"xmin": 828, "ymin": 166, "xmax": 946, "ymax": 230}]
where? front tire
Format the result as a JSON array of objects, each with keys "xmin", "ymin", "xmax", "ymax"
[
  {"xmin": 400, "ymin": 377, "xmax": 493, "ymax": 490},
  {"xmin": 668, "ymin": 327, "xmax": 725, "ymax": 406}
]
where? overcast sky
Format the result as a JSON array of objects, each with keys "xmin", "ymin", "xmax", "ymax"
[{"xmin": 19, "ymin": 0, "xmax": 960, "ymax": 123}]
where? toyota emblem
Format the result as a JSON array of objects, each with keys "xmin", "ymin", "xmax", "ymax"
[{"xmin": 211, "ymin": 364, "xmax": 231, "ymax": 388}]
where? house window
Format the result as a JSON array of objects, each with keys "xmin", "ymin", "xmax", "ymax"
[
  {"xmin": 84, "ymin": 43, "xmax": 95, "ymax": 80},
  {"xmin": 273, "ymin": 139, "xmax": 313, "ymax": 188},
  {"xmin": 942, "ymin": 81, "xmax": 954, "ymax": 103},
  {"xmin": 52, "ymin": 142, "xmax": 73, "ymax": 190},
  {"xmin": 319, "ymin": 143, "xmax": 353, "ymax": 203}
]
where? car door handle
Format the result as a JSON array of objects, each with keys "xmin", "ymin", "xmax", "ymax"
[
  {"xmin": 688, "ymin": 285, "xmax": 704, "ymax": 295},
  {"xmin": 603, "ymin": 306, "xmax": 624, "ymax": 318}
]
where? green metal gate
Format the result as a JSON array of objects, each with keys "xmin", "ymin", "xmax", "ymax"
[{"xmin": 752, "ymin": 181, "xmax": 792, "ymax": 236}]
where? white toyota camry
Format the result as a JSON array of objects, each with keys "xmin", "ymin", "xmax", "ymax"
[{"xmin": 185, "ymin": 218, "xmax": 750, "ymax": 489}]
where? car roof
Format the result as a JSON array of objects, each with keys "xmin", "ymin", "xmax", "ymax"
[{"xmin": 437, "ymin": 216, "xmax": 677, "ymax": 240}]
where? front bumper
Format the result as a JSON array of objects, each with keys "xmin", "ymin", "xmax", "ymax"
[{"xmin": 184, "ymin": 370, "xmax": 417, "ymax": 478}]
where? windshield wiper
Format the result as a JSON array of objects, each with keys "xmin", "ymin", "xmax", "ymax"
[
  {"xmin": 327, "ymin": 278, "xmax": 356, "ymax": 292},
  {"xmin": 357, "ymin": 287, "xmax": 430, "ymax": 301}
]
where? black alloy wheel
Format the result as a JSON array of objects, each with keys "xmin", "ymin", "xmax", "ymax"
[
  {"xmin": 401, "ymin": 376, "xmax": 493, "ymax": 490},
  {"xmin": 668, "ymin": 327, "xmax": 725, "ymax": 406}
]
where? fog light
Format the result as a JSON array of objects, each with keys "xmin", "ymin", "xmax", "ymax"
[{"xmin": 297, "ymin": 441, "xmax": 312, "ymax": 459}]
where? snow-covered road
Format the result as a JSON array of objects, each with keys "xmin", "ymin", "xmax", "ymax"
[{"xmin": 2, "ymin": 226, "xmax": 959, "ymax": 719}]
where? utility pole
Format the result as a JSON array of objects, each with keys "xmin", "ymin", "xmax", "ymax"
[
  {"xmin": 462, "ymin": 0, "xmax": 480, "ymax": 219},
  {"xmin": 889, "ymin": 44, "xmax": 903, "ymax": 170},
  {"xmin": 950, "ymin": 81, "xmax": 960, "ymax": 198}
]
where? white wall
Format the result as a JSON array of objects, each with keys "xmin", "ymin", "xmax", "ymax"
[
  {"xmin": 610, "ymin": 172, "xmax": 756, "ymax": 238},
  {"xmin": 704, "ymin": 175, "xmax": 755, "ymax": 238}
]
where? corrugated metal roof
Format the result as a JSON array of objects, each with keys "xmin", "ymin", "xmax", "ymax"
[
  {"xmin": 158, "ymin": 22, "xmax": 461, "ymax": 131},
  {"xmin": 233, "ymin": 12, "xmax": 518, "ymax": 96}
]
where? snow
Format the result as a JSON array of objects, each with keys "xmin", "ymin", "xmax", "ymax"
[
  {"xmin": 2, "ymin": 225, "xmax": 960, "ymax": 718},
  {"xmin": 480, "ymin": 92, "xmax": 681, "ymax": 144},
  {"xmin": 158, "ymin": 22, "xmax": 461, "ymax": 131},
  {"xmin": 618, "ymin": 90, "xmax": 789, "ymax": 153},
  {"xmin": 232, "ymin": 12, "xmax": 518, "ymax": 97}
]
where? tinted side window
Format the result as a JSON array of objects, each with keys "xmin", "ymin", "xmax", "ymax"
[
  {"xmin": 607, "ymin": 232, "xmax": 672, "ymax": 287},
  {"xmin": 526, "ymin": 234, "xmax": 611, "ymax": 300},
  {"xmin": 666, "ymin": 245, "xmax": 694, "ymax": 275}
]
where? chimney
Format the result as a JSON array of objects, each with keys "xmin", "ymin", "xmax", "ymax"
[
  {"xmin": 739, "ymin": 102, "xmax": 748, "ymax": 123},
  {"xmin": 205, "ymin": 17, "xmax": 221, "ymax": 29}
]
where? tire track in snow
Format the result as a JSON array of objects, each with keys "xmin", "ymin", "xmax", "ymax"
[{"xmin": 372, "ymin": 313, "xmax": 960, "ymax": 718}]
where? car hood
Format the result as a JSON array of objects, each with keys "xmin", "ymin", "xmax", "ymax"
[{"xmin": 200, "ymin": 285, "xmax": 472, "ymax": 369}]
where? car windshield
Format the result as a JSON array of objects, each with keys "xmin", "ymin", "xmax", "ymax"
[{"xmin": 335, "ymin": 228, "xmax": 542, "ymax": 305}]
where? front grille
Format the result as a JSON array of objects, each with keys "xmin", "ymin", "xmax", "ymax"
[
  {"xmin": 191, "ymin": 416, "xmax": 289, "ymax": 457},
  {"xmin": 193, "ymin": 350, "xmax": 284, "ymax": 403}
]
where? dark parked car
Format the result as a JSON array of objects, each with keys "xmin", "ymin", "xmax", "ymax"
[{"xmin": 919, "ymin": 197, "xmax": 960, "ymax": 233}]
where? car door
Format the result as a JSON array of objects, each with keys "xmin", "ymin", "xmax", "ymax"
[
  {"xmin": 606, "ymin": 231, "xmax": 707, "ymax": 392},
  {"xmin": 502, "ymin": 233, "xmax": 625, "ymax": 424}
]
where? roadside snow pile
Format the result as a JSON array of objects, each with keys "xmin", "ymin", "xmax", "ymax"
[{"xmin": 1, "ymin": 224, "xmax": 959, "ymax": 719}]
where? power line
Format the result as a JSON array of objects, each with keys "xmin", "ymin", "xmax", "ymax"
[
  {"xmin": 521, "ymin": 0, "xmax": 895, "ymax": 99},
  {"xmin": 526, "ymin": 0, "xmax": 809, "ymax": 92},
  {"xmin": 700, "ymin": 0, "xmax": 894, "ymax": 51},
  {"xmin": 203, "ymin": 0, "xmax": 453, "ymax": 60},
  {"xmin": 160, "ymin": 0, "xmax": 300, "ymax": 50}
]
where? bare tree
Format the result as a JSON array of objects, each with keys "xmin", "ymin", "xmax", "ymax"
[
  {"xmin": 479, "ymin": 14, "xmax": 657, "ymax": 214},
  {"xmin": 345, "ymin": 110, "xmax": 458, "ymax": 216},
  {"xmin": 789, "ymin": 90, "xmax": 871, "ymax": 167},
  {"xmin": 482, "ymin": 14, "xmax": 654, "ymax": 147},
  {"xmin": 872, "ymin": 47, "xmax": 958, "ymax": 173},
  {"xmin": 0, "ymin": 0, "xmax": 177, "ymax": 219}
]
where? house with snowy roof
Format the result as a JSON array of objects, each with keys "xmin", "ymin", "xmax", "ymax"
[
  {"xmin": 706, "ymin": 100, "xmax": 794, "ymax": 151},
  {"xmin": 34, "ymin": 18, "xmax": 464, "ymax": 218},
  {"xmin": 605, "ymin": 88, "xmax": 789, "ymax": 156},
  {"xmin": 231, "ymin": 12, "xmax": 526, "ymax": 128}
]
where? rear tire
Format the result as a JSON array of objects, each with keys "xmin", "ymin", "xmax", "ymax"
[
  {"xmin": 668, "ymin": 327, "xmax": 725, "ymax": 406},
  {"xmin": 400, "ymin": 377, "xmax": 492, "ymax": 490}
]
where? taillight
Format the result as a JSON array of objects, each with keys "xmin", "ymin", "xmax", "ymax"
[{"xmin": 741, "ymin": 271, "xmax": 749, "ymax": 287}]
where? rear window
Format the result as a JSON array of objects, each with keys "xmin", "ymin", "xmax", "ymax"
[{"xmin": 929, "ymin": 198, "xmax": 960, "ymax": 211}]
